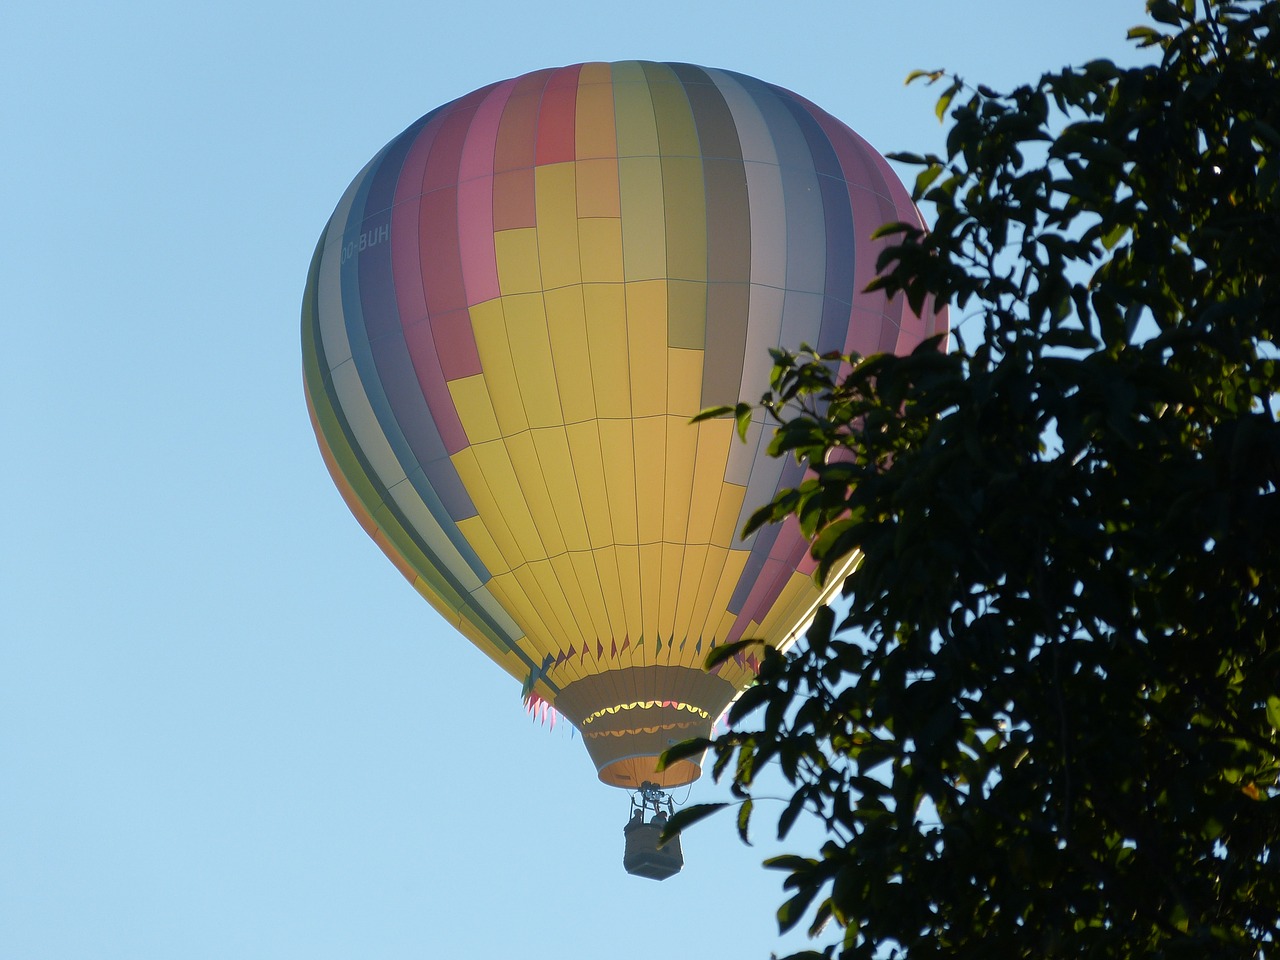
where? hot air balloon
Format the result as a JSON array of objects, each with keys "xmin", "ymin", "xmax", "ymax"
[{"xmin": 302, "ymin": 61, "xmax": 946, "ymax": 876}]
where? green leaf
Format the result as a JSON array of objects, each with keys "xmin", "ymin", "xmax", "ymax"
[
  {"xmin": 661, "ymin": 802, "xmax": 727, "ymax": 838},
  {"xmin": 935, "ymin": 79, "xmax": 963, "ymax": 122},
  {"xmin": 658, "ymin": 737, "xmax": 712, "ymax": 769},
  {"xmin": 734, "ymin": 401, "xmax": 754, "ymax": 441},
  {"xmin": 777, "ymin": 790, "xmax": 808, "ymax": 841},
  {"xmin": 690, "ymin": 404, "xmax": 735, "ymax": 424},
  {"xmin": 777, "ymin": 887, "xmax": 821, "ymax": 934},
  {"xmin": 905, "ymin": 69, "xmax": 946, "ymax": 86},
  {"xmin": 736, "ymin": 797, "xmax": 754, "ymax": 843},
  {"xmin": 704, "ymin": 637, "xmax": 766, "ymax": 670},
  {"xmin": 685, "ymin": 5, "xmax": 1280, "ymax": 954}
]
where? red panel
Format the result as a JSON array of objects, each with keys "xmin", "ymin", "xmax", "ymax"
[
  {"xmin": 494, "ymin": 69, "xmax": 553, "ymax": 173},
  {"xmin": 844, "ymin": 305, "xmax": 889, "ymax": 357},
  {"xmin": 457, "ymin": 80, "xmax": 518, "ymax": 307},
  {"xmin": 423, "ymin": 103, "xmax": 478, "ymax": 193},
  {"xmin": 492, "ymin": 167, "xmax": 536, "ymax": 230},
  {"xmin": 430, "ymin": 307, "xmax": 482, "ymax": 380},
  {"xmin": 535, "ymin": 65, "xmax": 582, "ymax": 166},
  {"xmin": 726, "ymin": 515, "xmax": 811, "ymax": 643},
  {"xmin": 419, "ymin": 187, "xmax": 467, "ymax": 315}
]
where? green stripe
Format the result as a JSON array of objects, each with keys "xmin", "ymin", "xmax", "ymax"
[{"xmin": 644, "ymin": 63, "xmax": 708, "ymax": 349}]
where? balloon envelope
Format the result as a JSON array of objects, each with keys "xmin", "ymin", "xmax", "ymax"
[{"xmin": 302, "ymin": 61, "xmax": 946, "ymax": 788}]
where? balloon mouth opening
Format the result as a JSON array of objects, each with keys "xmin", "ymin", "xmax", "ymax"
[{"xmin": 598, "ymin": 755, "xmax": 703, "ymax": 790}]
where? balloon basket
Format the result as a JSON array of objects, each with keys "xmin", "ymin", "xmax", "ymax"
[{"xmin": 622, "ymin": 782, "xmax": 684, "ymax": 880}]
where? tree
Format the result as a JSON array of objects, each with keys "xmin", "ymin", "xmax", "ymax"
[{"xmin": 667, "ymin": 2, "xmax": 1280, "ymax": 957}]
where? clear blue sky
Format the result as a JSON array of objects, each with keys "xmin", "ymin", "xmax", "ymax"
[{"xmin": 4, "ymin": 3, "xmax": 1146, "ymax": 958}]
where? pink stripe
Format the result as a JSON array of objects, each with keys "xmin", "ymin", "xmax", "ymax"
[
  {"xmin": 392, "ymin": 92, "xmax": 489, "ymax": 457},
  {"xmin": 460, "ymin": 80, "xmax": 517, "ymax": 183},
  {"xmin": 866, "ymin": 146, "xmax": 950, "ymax": 349},
  {"xmin": 420, "ymin": 187, "xmax": 467, "ymax": 315},
  {"xmin": 457, "ymin": 80, "xmax": 517, "ymax": 307},
  {"xmin": 725, "ymin": 556, "xmax": 790, "ymax": 643},
  {"xmin": 432, "ymin": 307, "xmax": 482, "ymax": 380},
  {"xmin": 771, "ymin": 515, "xmax": 809, "ymax": 563},
  {"xmin": 726, "ymin": 516, "xmax": 813, "ymax": 642},
  {"xmin": 392, "ymin": 110, "xmax": 451, "ymax": 326},
  {"xmin": 804, "ymin": 108, "xmax": 911, "ymax": 356},
  {"xmin": 797, "ymin": 547, "xmax": 818, "ymax": 577}
]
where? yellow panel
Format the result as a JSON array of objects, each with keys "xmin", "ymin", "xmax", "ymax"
[
  {"xmin": 530, "ymin": 427, "xmax": 590, "ymax": 552},
  {"xmin": 575, "ymin": 74, "xmax": 618, "ymax": 159},
  {"xmin": 502, "ymin": 292, "xmax": 563, "ymax": 428},
  {"xmin": 535, "ymin": 163, "xmax": 581, "ymax": 290},
  {"xmin": 687, "ymin": 544, "xmax": 730, "ymax": 646},
  {"xmin": 543, "ymin": 286, "xmax": 596, "ymax": 424},
  {"xmin": 714, "ymin": 610, "xmax": 737, "ymax": 647},
  {"xmin": 451, "ymin": 446, "xmax": 523, "ymax": 568},
  {"xmin": 618, "ymin": 157, "xmax": 666, "ymax": 281},
  {"xmin": 662, "ymin": 413, "xmax": 699, "ymax": 543},
  {"xmin": 512, "ymin": 562, "xmax": 575, "ymax": 651},
  {"xmin": 701, "ymin": 549, "xmax": 750, "ymax": 644},
  {"xmin": 578, "ymin": 61, "xmax": 613, "ymax": 85},
  {"xmin": 638, "ymin": 542, "xmax": 664, "ymax": 655},
  {"xmin": 469, "ymin": 299, "xmax": 527, "ymax": 436},
  {"xmin": 718, "ymin": 658, "xmax": 754, "ymax": 693},
  {"xmin": 667, "ymin": 348, "xmax": 704, "ymax": 419},
  {"xmin": 598, "ymin": 418, "xmax": 637, "ymax": 543},
  {"xmin": 658, "ymin": 540, "xmax": 683, "ymax": 644},
  {"xmin": 583, "ymin": 284, "xmax": 631, "ymax": 418},
  {"xmin": 505, "ymin": 430, "xmax": 567, "ymax": 557},
  {"xmin": 712, "ymin": 481, "xmax": 748, "ymax": 547},
  {"xmin": 481, "ymin": 570, "xmax": 537, "ymax": 647},
  {"xmin": 470, "ymin": 440, "xmax": 547, "ymax": 562},
  {"xmin": 547, "ymin": 553, "xmax": 595, "ymax": 647},
  {"xmin": 758, "ymin": 570, "xmax": 816, "ymax": 639},
  {"xmin": 568, "ymin": 549, "xmax": 612, "ymax": 641},
  {"xmin": 687, "ymin": 420, "xmax": 733, "ymax": 544},
  {"xmin": 565, "ymin": 421, "xmax": 612, "ymax": 548},
  {"xmin": 591, "ymin": 545, "xmax": 627, "ymax": 638},
  {"xmin": 456, "ymin": 514, "xmax": 510, "ymax": 577},
  {"xmin": 547, "ymin": 657, "xmax": 582, "ymax": 690},
  {"xmin": 576, "ymin": 158, "xmax": 620, "ymax": 217},
  {"xmin": 488, "ymin": 571, "xmax": 554, "ymax": 655},
  {"xmin": 578, "ymin": 219, "xmax": 624, "ymax": 282},
  {"xmin": 632, "ymin": 416, "xmax": 666, "ymax": 545},
  {"xmin": 612, "ymin": 65, "xmax": 660, "ymax": 156},
  {"xmin": 615, "ymin": 543, "xmax": 643, "ymax": 641},
  {"xmin": 539, "ymin": 556, "xmax": 588, "ymax": 651},
  {"xmin": 448, "ymin": 373, "xmax": 501, "ymax": 445},
  {"xmin": 495, "ymin": 228, "xmax": 543, "ymax": 295},
  {"xmin": 625, "ymin": 280, "xmax": 668, "ymax": 418}
]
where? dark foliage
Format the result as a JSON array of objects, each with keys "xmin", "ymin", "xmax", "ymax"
[{"xmin": 667, "ymin": 3, "xmax": 1280, "ymax": 957}]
